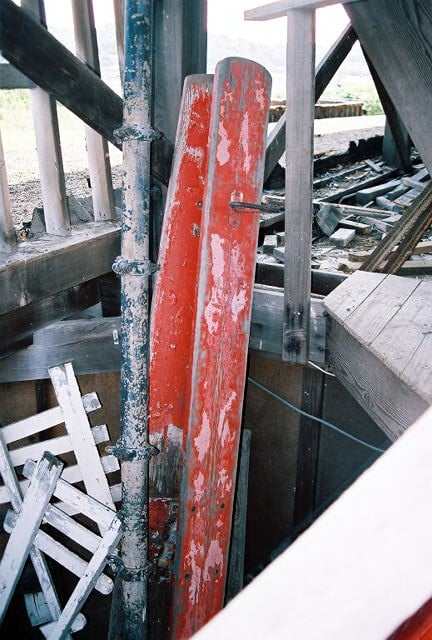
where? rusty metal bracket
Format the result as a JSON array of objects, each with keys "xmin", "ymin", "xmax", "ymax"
[
  {"xmin": 230, "ymin": 201, "xmax": 282, "ymax": 213},
  {"xmin": 112, "ymin": 256, "xmax": 160, "ymax": 276},
  {"xmin": 113, "ymin": 123, "xmax": 162, "ymax": 143},
  {"xmin": 106, "ymin": 439, "xmax": 159, "ymax": 462}
]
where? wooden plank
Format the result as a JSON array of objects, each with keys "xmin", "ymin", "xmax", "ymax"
[
  {"xmin": 170, "ymin": 58, "xmax": 271, "ymax": 639},
  {"xmin": 49, "ymin": 363, "xmax": 116, "ymax": 529},
  {"xmin": 264, "ymin": 24, "xmax": 357, "ymax": 181},
  {"xmin": 323, "ymin": 271, "xmax": 386, "ymax": 325},
  {"xmin": 328, "ymin": 319, "xmax": 428, "ymax": 440},
  {"xmin": 0, "ymin": 0, "xmax": 173, "ymax": 185},
  {"xmin": 113, "ymin": 0, "xmax": 124, "ymax": 84},
  {"xmin": 283, "ymin": 8, "xmax": 315, "ymax": 363},
  {"xmin": 245, "ymin": 0, "xmax": 359, "ymax": 21},
  {"xmin": 0, "ymin": 279, "xmax": 101, "ymax": 359},
  {"xmin": 345, "ymin": 0, "xmax": 432, "ymax": 175},
  {"xmin": 370, "ymin": 280, "xmax": 432, "ymax": 402},
  {"xmin": 0, "ymin": 128, "xmax": 16, "ymax": 253},
  {"xmin": 343, "ymin": 275, "xmax": 420, "ymax": 345},
  {"xmin": 0, "ymin": 222, "xmax": 119, "ymax": 317},
  {"xmin": 0, "ymin": 452, "xmax": 63, "ymax": 624},
  {"xmin": 72, "ymin": 0, "xmax": 114, "ymax": 222},
  {"xmin": 390, "ymin": 597, "xmax": 432, "ymax": 640},
  {"xmin": 192, "ymin": 404, "xmax": 432, "ymax": 640}
]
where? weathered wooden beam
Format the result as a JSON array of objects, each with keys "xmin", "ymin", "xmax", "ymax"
[
  {"xmin": 0, "ymin": 0, "xmax": 172, "ymax": 185},
  {"xmin": 345, "ymin": 0, "xmax": 432, "ymax": 176},
  {"xmin": 0, "ymin": 287, "xmax": 325, "ymax": 382},
  {"xmin": 283, "ymin": 8, "xmax": 315, "ymax": 363},
  {"xmin": 264, "ymin": 24, "xmax": 358, "ymax": 182},
  {"xmin": 245, "ymin": 0, "xmax": 359, "ymax": 21},
  {"xmin": 0, "ymin": 222, "xmax": 119, "ymax": 317},
  {"xmin": 191, "ymin": 403, "xmax": 432, "ymax": 640},
  {"xmin": 0, "ymin": 129, "xmax": 16, "ymax": 253}
]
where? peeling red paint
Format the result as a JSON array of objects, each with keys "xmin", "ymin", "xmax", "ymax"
[{"xmin": 170, "ymin": 58, "xmax": 271, "ymax": 639}]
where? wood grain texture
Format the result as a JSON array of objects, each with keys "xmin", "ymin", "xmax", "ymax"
[
  {"xmin": 283, "ymin": 8, "xmax": 315, "ymax": 363},
  {"xmin": 346, "ymin": 0, "xmax": 432, "ymax": 175},
  {"xmin": 192, "ymin": 404, "xmax": 432, "ymax": 640},
  {"xmin": 245, "ymin": 0, "xmax": 358, "ymax": 20}
]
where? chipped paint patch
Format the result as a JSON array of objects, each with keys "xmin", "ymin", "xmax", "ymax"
[
  {"xmin": 210, "ymin": 234, "xmax": 225, "ymax": 280},
  {"xmin": 203, "ymin": 539, "xmax": 224, "ymax": 581},
  {"xmin": 231, "ymin": 288, "xmax": 247, "ymax": 323},
  {"xmin": 194, "ymin": 411, "xmax": 211, "ymax": 462},
  {"xmin": 204, "ymin": 234, "xmax": 226, "ymax": 334},
  {"xmin": 240, "ymin": 111, "xmax": 252, "ymax": 173},
  {"xmin": 216, "ymin": 120, "xmax": 230, "ymax": 166},
  {"xmin": 186, "ymin": 539, "xmax": 205, "ymax": 604},
  {"xmin": 217, "ymin": 468, "xmax": 233, "ymax": 495},
  {"xmin": 193, "ymin": 470, "xmax": 206, "ymax": 502}
]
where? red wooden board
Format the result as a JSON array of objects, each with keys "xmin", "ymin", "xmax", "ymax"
[
  {"xmin": 389, "ymin": 597, "xmax": 432, "ymax": 640},
  {"xmin": 148, "ymin": 75, "xmax": 213, "ymax": 635},
  {"xmin": 170, "ymin": 57, "xmax": 271, "ymax": 639}
]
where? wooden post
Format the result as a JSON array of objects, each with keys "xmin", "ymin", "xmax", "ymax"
[
  {"xmin": 21, "ymin": 0, "xmax": 70, "ymax": 236},
  {"xmin": 0, "ymin": 128, "xmax": 16, "ymax": 252},
  {"xmin": 113, "ymin": 0, "xmax": 125, "ymax": 88},
  {"xmin": 72, "ymin": 0, "xmax": 115, "ymax": 221},
  {"xmin": 283, "ymin": 8, "xmax": 315, "ymax": 363}
]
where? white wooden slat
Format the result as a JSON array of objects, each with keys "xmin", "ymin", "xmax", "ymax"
[
  {"xmin": 23, "ymin": 459, "xmax": 117, "ymax": 530},
  {"xmin": 72, "ymin": 0, "xmax": 115, "ymax": 221},
  {"xmin": 193, "ymin": 406, "xmax": 432, "ymax": 640},
  {"xmin": 55, "ymin": 482, "xmax": 122, "ymax": 517},
  {"xmin": 0, "ymin": 391, "xmax": 101, "ymax": 445},
  {"xmin": 0, "ymin": 127, "xmax": 16, "ymax": 252},
  {"xmin": 40, "ymin": 516, "xmax": 122, "ymax": 640},
  {"xmin": 7, "ymin": 424, "xmax": 109, "ymax": 468},
  {"xmin": 0, "ymin": 436, "xmax": 67, "ymax": 631},
  {"xmin": 3, "ymin": 514, "xmax": 114, "ymax": 596},
  {"xmin": 25, "ymin": 593, "xmax": 86, "ymax": 634},
  {"xmin": 49, "ymin": 363, "xmax": 116, "ymax": 524},
  {"xmin": 245, "ymin": 0, "xmax": 359, "ymax": 21},
  {"xmin": 0, "ymin": 453, "xmax": 63, "ymax": 624}
]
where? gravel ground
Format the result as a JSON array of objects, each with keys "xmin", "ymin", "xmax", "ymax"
[{"xmin": 4, "ymin": 120, "xmax": 384, "ymax": 229}]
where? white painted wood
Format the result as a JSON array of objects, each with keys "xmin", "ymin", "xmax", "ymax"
[
  {"xmin": 3, "ymin": 514, "xmax": 114, "ymax": 596},
  {"xmin": 21, "ymin": 0, "xmax": 70, "ymax": 236},
  {"xmin": 56, "ymin": 482, "xmax": 122, "ymax": 517},
  {"xmin": 192, "ymin": 405, "xmax": 432, "ymax": 640},
  {"xmin": 0, "ymin": 436, "xmax": 71, "ymax": 634},
  {"xmin": 41, "ymin": 516, "xmax": 122, "ymax": 640},
  {"xmin": 49, "ymin": 363, "xmax": 116, "ymax": 527},
  {"xmin": 245, "ymin": 0, "xmax": 359, "ymax": 20},
  {"xmin": 23, "ymin": 458, "xmax": 117, "ymax": 530},
  {"xmin": 0, "ymin": 453, "xmax": 63, "ymax": 624},
  {"xmin": 0, "ymin": 127, "xmax": 16, "ymax": 252},
  {"xmin": 72, "ymin": 0, "xmax": 114, "ymax": 221},
  {"xmin": 0, "ymin": 391, "xmax": 100, "ymax": 444}
]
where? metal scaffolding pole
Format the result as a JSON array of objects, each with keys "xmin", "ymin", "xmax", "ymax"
[{"xmin": 109, "ymin": 1, "xmax": 158, "ymax": 637}]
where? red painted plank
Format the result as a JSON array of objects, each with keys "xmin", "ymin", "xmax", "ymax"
[
  {"xmin": 389, "ymin": 598, "xmax": 432, "ymax": 640},
  {"xmin": 170, "ymin": 57, "xmax": 271, "ymax": 639},
  {"xmin": 148, "ymin": 75, "xmax": 213, "ymax": 631}
]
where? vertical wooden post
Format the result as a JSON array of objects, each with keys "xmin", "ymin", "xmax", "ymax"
[
  {"xmin": 283, "ymin": 8, "xmax": 315, "ymax": 364},
  {"xmin": 0, "ymin": 129, "xmax": 16, "ymax": 252},
  {"xmin": 113, "ymin": 0, "xmax": 125, "ymax": 89},
  {"xmin": 21, "ymin": 0, "xmax": 70, "ymax": 236},
  {"xmin": 72, "ymin": 0, "xmax": 115, "ymax": 221}
]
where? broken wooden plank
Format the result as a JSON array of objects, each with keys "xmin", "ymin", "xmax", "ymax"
[
  {"xmin": 338, "ymin": 218, "xmax": 370, "ymax": 235},
  {"xmin": 330, "ymin": 228, "xmax": 355, "ymax": 247}
]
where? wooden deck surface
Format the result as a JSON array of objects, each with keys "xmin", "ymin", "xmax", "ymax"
[{"xmin": 324, "ymin": 271, "xmax": 431, "ymax": 439}]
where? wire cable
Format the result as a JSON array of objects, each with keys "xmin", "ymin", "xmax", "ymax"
[{"xmin": 247, "ymin": 377, "xmax": 386, "ymax": 454}]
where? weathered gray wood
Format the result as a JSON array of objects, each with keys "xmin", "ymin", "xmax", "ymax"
[
  {"xmin": 283, "ymin": 8, "xmax": 315, "ymax": 363},
  {"xmin": 113, "ymin": 0, "xmax": 125, "ymax": 84},
  {"xmin": 346, "ymin": 0, "xmax": 432, "ymax": 175},
  {"xmin": 72, "ymin": 0, "xmax": 114, "ymax": 222},
  {"xmin": 0, "ymin": 222, "xmax": 119, "ymax": 318},
  {"xmin": 323, "ymin": 271, "xmax": 386, "ymax": 324},
  {"xmin": 0, "ymin": 0, "xmax": 173, "ymax": 185},
  {"xmin": 225, "ymin": 429, "xmax": 251, "ymax": 603},
  {"xmin": 0, "ymin": 452, "xmax": 63, "ymax": 625},
  {"xmin": 264, "ymin": 24, "xmax": 358, "ymax": 182},
  {"xmin": 0, "ymin": 62, "xmax": 35, "ymax": 88},
  {"xmin": 245, "ymin": 0, "xmax": 359, "ymax": 20}
]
